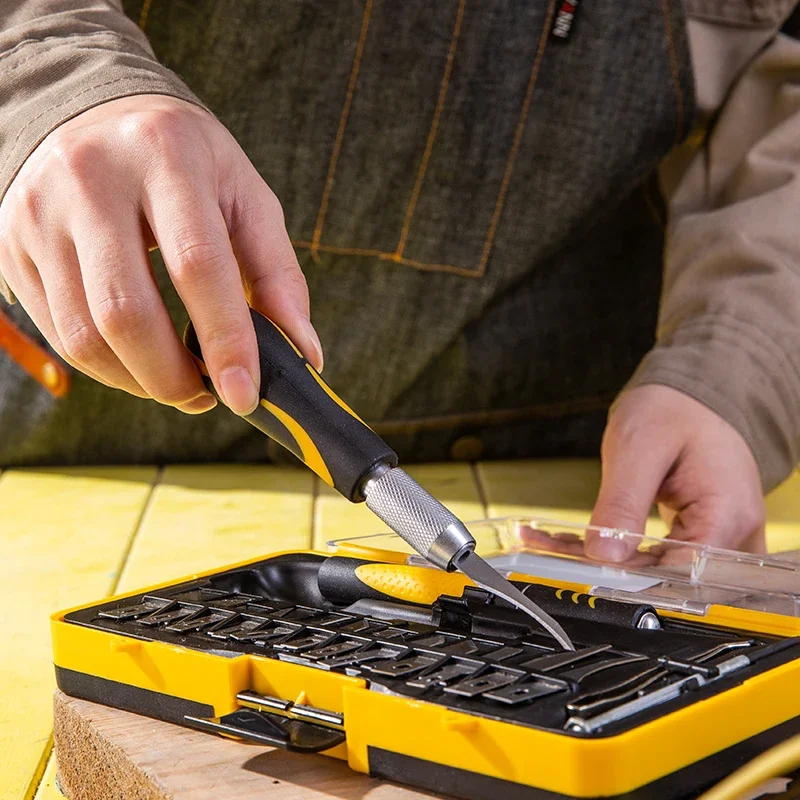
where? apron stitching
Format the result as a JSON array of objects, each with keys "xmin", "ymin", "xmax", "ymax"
[
  {"xmin": 139, "ymin": 0, "xmax": 155, "ymax": 31},
  {"xmin": 476, "ymin": 0, "xmax": 558, "ymax": 277},
  {"xmin": 298, "ymin": 0, "xmax": 557, "ymax": 279},
  {"xmin": 393, "ymin": 0, "xmax": 467, "ymax": 261},
  {"xmin": 660, "ymin": 0, "xmax": 685, "ymax": 143},
  {"xmin": 310, "ymin": 0, "xmax": 374, "ymax": 262},
  {"xmin": 291, "ymin": 241, "xmax": 482, "ymax": 277}
]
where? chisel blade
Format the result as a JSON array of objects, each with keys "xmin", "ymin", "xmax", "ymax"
[{"xmin": 456, "ymin": 550, "xmax": 575, "ymax": 651}]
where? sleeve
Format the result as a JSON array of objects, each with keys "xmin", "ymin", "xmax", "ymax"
[
  {"xmin": 624, "ymin": 30, "xmax": 800, "ymax": 492},
  {"xmin": 0, "ymin": 0, "xmax": 206, "ymax": 302},
  {"xmin": 0, "ymin": 0, "xmax": 204, "ymax": 203}
]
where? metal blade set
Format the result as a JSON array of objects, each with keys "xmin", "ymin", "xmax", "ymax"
[{"xmin": 71, "ymin": 557, "xmax": 800, "ymax": 738}]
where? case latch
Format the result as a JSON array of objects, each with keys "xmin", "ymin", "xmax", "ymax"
[
  {"xmin": 184, "ymin": 706, "xmax": 345, "ymax": 752},
  {"xmin": 184, "ymin": 689, "xmax": 346, "ymax": 752}
]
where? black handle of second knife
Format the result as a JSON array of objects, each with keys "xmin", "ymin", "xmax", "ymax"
[{"xmin": 183, "ymin": 309, "xmax": 397, "ymax": 501}]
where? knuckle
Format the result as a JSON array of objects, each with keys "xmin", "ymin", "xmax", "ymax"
[
  {"xmin": 93, "ymin": 292, "xmax": 152, "ymax": 338},
  {"xmin": 61, "ymin": 320, "xmax": 105, "ymax": 364},
  {"xmin": 152, "ymin": 379, "xmax": 202, "ymax": 407},
  {"xmin": 170, "ymin": 240, "xmax": 227, "ymax": 285},
  {"xmin": 251, "ymin": 259, "xmax": 308, "ymax": 301},
  {"xmin": 276, "ymin": 261, "xmax": 308, "ymax": 293},
  {"xmin": 738, "ymin": 503, "xmax": 765, "ymax": 536},
  {"xmin": 262, "ymin": 190, "xmax": 285, "ymax": 225},
  {"xmin": 124, "ymin": 108, "xmax": 184, "ymax": 149},
  {"xmin": 10, "ymin": 180, "xmax": 45, "ymax": 221},
  {"xmin": 201, "ymin": 318, "xmax": 249, "ymax": 356},
  {"xmin": 596, "ymin": 488, "xmax": 642, "ymax": 525},
  {"xmin": 48, "ymin": 137, "xmax": 103, "ymax": 179}
]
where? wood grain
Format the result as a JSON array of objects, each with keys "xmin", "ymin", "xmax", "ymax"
[
  {"xmin": 34, "ymin": 464, "xmax": 316, "ymax": 800},
  {"xmin": 52, "ymin": 691, "xmax": 442, "ymax": 800},
  {"xmin": 118, "ymin": 465, "xmax": 315, "ymax": 592},
  {"xmin": 0, "ymin": 467, "xmax": 156, "ymax": 800}
]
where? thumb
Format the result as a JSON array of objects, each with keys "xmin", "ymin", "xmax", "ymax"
[{"xmin": 588, "ymin": 430, "xmax": 677, "ymax": 562}]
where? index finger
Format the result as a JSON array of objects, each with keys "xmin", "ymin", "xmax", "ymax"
[{"xmin": 146, "ymin": 185, "xmax": 260, "ymax": 416}]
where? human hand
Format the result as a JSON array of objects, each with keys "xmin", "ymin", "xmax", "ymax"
[
  {"xmin": 588, "ymin": 385, "xmax": 766, "ymax": 562},
  {"xmin": 0, "ymin": 95, "xmax": 322, "ymax": 415}
]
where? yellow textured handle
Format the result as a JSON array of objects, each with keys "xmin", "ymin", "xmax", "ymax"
[{"xmin": 354, "ymin": 563, "xmax": 474, "ymax": 604}]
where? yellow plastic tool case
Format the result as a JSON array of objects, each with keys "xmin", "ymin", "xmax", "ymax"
[{"xmin": 51, "ymin": 518, "xmax": 800, "ymax": 799}]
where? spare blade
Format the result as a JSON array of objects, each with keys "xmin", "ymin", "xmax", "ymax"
[{"xmin": 456, "ymin": 550, "xmax": 575, "ymax": 651}]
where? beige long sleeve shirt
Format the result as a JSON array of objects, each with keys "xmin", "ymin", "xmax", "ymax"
[{"xmin": 1, "ymin": 1, "xmax": 799, "ymax": 490}]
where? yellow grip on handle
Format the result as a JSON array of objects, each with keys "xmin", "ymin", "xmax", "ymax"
[{"xmin": 354, "ymin": 564, "xmax": 475, "ymax": 605}]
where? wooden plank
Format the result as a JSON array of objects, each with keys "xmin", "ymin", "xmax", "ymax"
[
  {"xmin": 478, "ymin": 458, "xmax": 608, "ymax": 525},
  {"xmin": 35, "ymin": 464, "xmax": 317, "ymax": 800},
  {"xmin": 0, "ymin": 466, "xmax": 156, "ymax": 800},
  {"xmin": 51, "ymin": 691, "xmax": 440, "ymax": 800},
  {"xmin": 36, "ymin": 464, "xmax": 317, "ymax": 800},
  {"xmin": 764, "ymin": 470, "xmax": 800, "ymax": 553},
  {"xmin": 313, "ymin": 463, "xmax": 486, "ymax": 551},
  {"xmin": 117, "ymin": 464, "xmax": 315, "ymax": 593},
  {"xmin": 31, "ymin": 760, "xmax": 59, "ymax": 800}
]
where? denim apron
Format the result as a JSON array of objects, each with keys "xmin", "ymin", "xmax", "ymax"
[{"xmin": 0, "ymin": 0, "xmax": 694, "ymax": 466}]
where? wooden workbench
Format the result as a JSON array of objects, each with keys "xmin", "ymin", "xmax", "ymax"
[{"xmin": 3, "ymin": 460, "xmax": 800, "ymax": 800}]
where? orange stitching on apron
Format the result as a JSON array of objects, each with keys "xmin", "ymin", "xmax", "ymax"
[
  {"xmin": 292, "ymin": 241, "xmax": 482, "ymax": 278},
  {"xmin": 310, "ymin": 0, "xmax": 374, "ymax": 262},
  {"xmin": 299, "ymin": 3, "xmax": 557, "ymax": 278},
  {"xmin": 139, "ymin": 0, "xmax": 155, "ymax": 30},
  {"xmin": 660, "ymin": 0, "xmax": 685, "ymax": 144},
  {"xmin": 476, "ymin": 0, "xmax": 558, "ymax": 277},
  {"xmin": 393, "ymin": 0, "xmax": 467, "ymax": 261}
]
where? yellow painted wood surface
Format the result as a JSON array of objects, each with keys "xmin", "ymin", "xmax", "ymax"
[
  {"xmin": 118, "ymin": 465, "xmax": 314, "ymax": 591},
  {"xmin": 764, "ymin": 473, "xmax": 800, "ymax": 553},
  {"xmin": 0, "ymin": 467, "xmax": 156, "ymax": 800},
  {"xmin": 2, "ymin": 459, "xmax": 798, "ymax": 800},
  {"xmin": 34, "ymin": 464, "xmax": 316, "ymax": 800}
]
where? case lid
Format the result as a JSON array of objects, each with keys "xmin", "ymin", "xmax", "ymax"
[{"xmin": 328, "ymin": 517, "xmax": 800, "ymax": 619}]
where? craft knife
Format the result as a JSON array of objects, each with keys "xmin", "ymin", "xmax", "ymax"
[{"xmin": 185, "ymin": 309, "xmax": 574, "ymax": 650}]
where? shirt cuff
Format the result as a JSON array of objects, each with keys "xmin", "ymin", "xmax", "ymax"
[{"xmin": 0, "ymin": 31, "xmax": 207, "ymax": 205}]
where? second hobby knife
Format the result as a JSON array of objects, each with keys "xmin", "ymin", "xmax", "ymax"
[{"xmin": 185, "ymin": 309, "xmax": 574, "ymax": 651}]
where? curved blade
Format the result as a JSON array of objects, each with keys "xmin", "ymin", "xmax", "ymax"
[{"xmin": 456, "ymin": 551, "xmax": 575, "ymax": 651}]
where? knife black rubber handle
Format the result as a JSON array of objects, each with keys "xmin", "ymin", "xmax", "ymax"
[{"xmin": 184, "ymin": 309, "xmax": 397, "ymax": 501}]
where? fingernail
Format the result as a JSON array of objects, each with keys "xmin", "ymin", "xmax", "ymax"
[
  {"xmin": 219, "ymin": 366, "xmax": 259, "ymax": 415},
  {"xmin": 178, "ymin": 394, "xmax": 218, "ymax": 415},
  {"xmin": 585, "ymin": 532, "xmax": 632, "ymax": 563},
  {"xmin": 301, "ymin": 316, "xmax": 324, "ymax": 372}
]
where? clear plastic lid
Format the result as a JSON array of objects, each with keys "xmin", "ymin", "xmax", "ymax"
[{"xmin": 328, "ymin": 517, "xmax": 800, "ymax": 618}]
